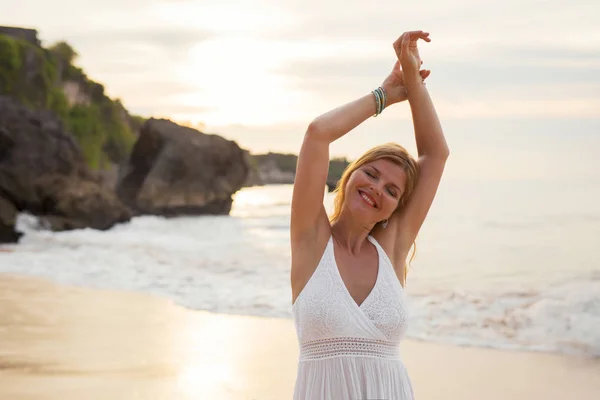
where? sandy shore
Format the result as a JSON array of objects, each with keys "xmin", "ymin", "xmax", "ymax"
[{"xmin": 0, "ymin": 274, "xmax": 598, "ymax": 400}]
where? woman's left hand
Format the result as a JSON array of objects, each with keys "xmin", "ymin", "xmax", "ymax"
[{"xmin": 381, "ymin": 60, "xmax": 430, "ymax": 105}]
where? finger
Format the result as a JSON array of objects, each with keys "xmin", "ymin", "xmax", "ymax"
[
  {"xmin": 395, "ymin": 31, "xmax": 430, "ymax": 54},
  {"xmin": 406, "ymin": 30, "xmax": 431, "ymax": 43},
  {"xmin": 404, "ymin": 30, "xmax": 430, "ymax": 38},
  {"xmin": 393, "ymin": 33, "xmax": 405, "ymax": 49}
]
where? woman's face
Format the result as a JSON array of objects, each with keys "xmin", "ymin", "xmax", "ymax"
[{"xmin": 344, "ymin": 158, "xmax": 407, "ymax": 224}]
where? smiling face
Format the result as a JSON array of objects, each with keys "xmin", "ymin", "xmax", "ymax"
[{"xmin": 344, "ymin": 158, "xmax": 408, "ymax": 224}]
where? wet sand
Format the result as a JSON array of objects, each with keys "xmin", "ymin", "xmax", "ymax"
[{"xmin": 0, "ymin": 274, "xmax": 598, "ymax": 399}]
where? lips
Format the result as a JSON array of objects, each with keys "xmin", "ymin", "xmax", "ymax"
[{"xmin": 358, "ymin": 190, "xmax": 377, "ymax": 208}]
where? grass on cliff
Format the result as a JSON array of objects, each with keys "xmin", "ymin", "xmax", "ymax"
[{"xmin": 0, "ymin": 35, "xmax": 140, "ymax": 170}]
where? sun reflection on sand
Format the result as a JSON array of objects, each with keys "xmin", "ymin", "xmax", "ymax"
[
  {"xmin": 175, "ymin": 314, "xmax": 248, "ymax": 398},
  {"xmin": 170, "ymin": 310, "xmax": 298, "ymax": 399},
  {"xmin": 178, "ymin": 362, "xmax": 236, "ymax": 398},
  {"xmin": 0, "ymin": 275, "xmax": 297, "ymax": 399}
]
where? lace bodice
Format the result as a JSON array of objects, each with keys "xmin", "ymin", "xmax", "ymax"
[{"xmin": 292, "ymin": 235, "xmax": 409, "ymax": 358}]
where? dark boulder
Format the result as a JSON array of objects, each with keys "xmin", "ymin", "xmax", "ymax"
[{"xmin": 117, "ymin": 118, "xmax": 249, "ymax": 216}]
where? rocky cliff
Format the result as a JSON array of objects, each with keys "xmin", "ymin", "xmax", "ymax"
[
  {"xmin": 0, "ymin": 27, "xmax": 140, "ymax": 172},
  {"xmin": 0, "ymin": 27, "xmax": 252, "ymax": 243},
  {"xmin": 117, "ymin": 119, "xmax": 249, "ymax": 216},
  {"xmin": 0, "ymin": 27, "xmax": 39, "ymax": 46},
  {"xmin": 0, "ymin": 96, "xmax": 132, "ymax": 242}
]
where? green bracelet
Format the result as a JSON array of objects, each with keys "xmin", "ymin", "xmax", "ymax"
[{"xmin": 372, "ymin": 87, "xmax": 387, "ymax": 117}]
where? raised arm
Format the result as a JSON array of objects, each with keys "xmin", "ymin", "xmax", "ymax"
[
  {"xmin": 390, "ymin": 31, "xmax": 450, "ymax": 255},
  {"xmin": 290, "ymin": 94, "xmax": 379, "ymax": 244},
  {"xmin": 290, "ymin": 93, "xmax": 385, "ymax": 302},
  {"xmin": 290, "ymin": 63, "xmax": 430, "ymax": 243}
]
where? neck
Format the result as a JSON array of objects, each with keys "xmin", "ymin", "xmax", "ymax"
[{"xmin": 330, "ymin": 208, "xmax": 374, "ymax": 255}]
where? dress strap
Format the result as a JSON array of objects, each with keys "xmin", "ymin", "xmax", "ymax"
[{"xmin": 367, "ymin": 235, "xmax": 402, "ymax": 284}]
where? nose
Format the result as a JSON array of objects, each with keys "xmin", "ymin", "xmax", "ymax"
[{"xmin": 371, "ymin": 185, "xmax": 382, "ymax": 196}]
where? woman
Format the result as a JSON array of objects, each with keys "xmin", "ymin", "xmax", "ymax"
[{"xmin": 290, "ymin": 30, "xmax": 449, "ymax": 399}]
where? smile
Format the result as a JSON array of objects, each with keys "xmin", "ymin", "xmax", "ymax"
[{"xmin": 359, "ymin": 190, "xmax": 377, "ymax": 208}]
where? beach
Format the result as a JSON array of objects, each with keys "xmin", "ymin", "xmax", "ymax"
[
  {"xmin": 2, "ymin": 3, "xmax": 599, "ymax": 398},
  {"xmin": 1, "ymin": 274, "xmax": 598, "ymax": 400}
]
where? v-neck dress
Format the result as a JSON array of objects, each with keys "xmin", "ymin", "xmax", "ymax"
[{"xmin": 292, "ymin": 234, "xmax": 413, "ymax": 399}]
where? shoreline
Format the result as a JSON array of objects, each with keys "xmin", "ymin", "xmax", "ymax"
[
  {"xmin": 0, "ymin": 269, "xmax": 597, "ymax": 360},
  {"xmin": 1, "ymin": 273, "xmax": 599, "ymax": 399}
]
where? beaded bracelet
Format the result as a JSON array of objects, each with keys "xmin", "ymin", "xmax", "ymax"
[
  {"xmin": 372, "ymin": 86, "xmax": 387, "ymax": 117},
  {"xmin": 373, "ymin": 88, "xmax": 382, "ymax": 116},
  {"xmin": 404, "ymin": 80, "xmax": 426, "ymax": 96}
]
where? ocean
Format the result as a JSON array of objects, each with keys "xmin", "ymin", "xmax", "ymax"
[{"xmin": 1, "ymin": 179, "xmax": 599, "ymax": 357}]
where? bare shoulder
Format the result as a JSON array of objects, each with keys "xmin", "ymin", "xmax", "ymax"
[{"xmin": 290, "ymin": 214, "xmax": 332, "ymax": 304}]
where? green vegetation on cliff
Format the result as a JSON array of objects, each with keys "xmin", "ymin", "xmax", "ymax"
[
  {"xmin": 0, "ymin": 33, "xmax": 143, "ymax": 169},
  {"xmin": 0, "ymin": 34, "xmax": 67, "ymax": 113}
]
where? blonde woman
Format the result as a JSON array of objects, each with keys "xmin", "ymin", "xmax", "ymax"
[{"xmin": 290, "ymin": 30, "xmax": 449, "ymax": 399}]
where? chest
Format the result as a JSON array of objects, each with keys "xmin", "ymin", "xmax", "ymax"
[{"xmin": 332, "ymin": 243, "xmax": 379, "ymax": 306}]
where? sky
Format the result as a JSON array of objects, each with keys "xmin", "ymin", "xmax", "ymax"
[{"xmin": 1, "ymin": 0, "xmax": 599, "ymax": 180}]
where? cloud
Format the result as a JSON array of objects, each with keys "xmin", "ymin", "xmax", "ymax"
[
  {"xmin": 146, "ymin": 104, "xmax": 214, "ymax": 120},
  {"xmin": 98, "ymin": 79, "xmax": 201, "ymax": 107},
  {"xmin": 69, "ymin": 27, "xmax": 213, "ymax": 59},
  {"xmin": 271, "ymin": 42, "xmax": 600, "ymax": 119},
  {"xmin": 257, "ymin": 0, "xmax": 600, "ymax": 56},
  {"xmin": 502, "ymin": 46, "xmax": 600, "ymax": 64}
]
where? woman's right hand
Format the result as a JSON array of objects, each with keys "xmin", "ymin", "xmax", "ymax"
[{"xmin": 393, "ymin": 31, "xmax": 431, "ymax": 82}]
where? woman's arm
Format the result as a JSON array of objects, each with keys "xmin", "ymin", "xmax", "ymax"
[
  {"xmin": 291, "ymin": 50, "xmax": 430, "ymax": 241},
  {"xmin": 396, "ymin": 31, "xmax": 449, "ymax": 158},
  {"xmin": 308, "ymin": 63, "xmax": 430, "ymax": 144},
  {"xmin": 307, "ymin": 93, "xmax": 387, "ymax": 145},
  {"xmin": 390, "ymin": 31, "xmax": 450, "ymax": 256},
  {"xmin": 405, "ymin": 76, "xmax": 449, "ymax": 158},
  {"xmin": 291, "ymin": 62, "xmax": 429, "ymax": 239},
  {"xmin": 290, "ymin": 93, "xmax": 383, "ymax": 243}
]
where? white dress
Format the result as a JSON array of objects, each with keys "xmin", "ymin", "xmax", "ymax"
[{"xmin": 292, "ymin": 234, "xmax": 414, "ymax": 400}]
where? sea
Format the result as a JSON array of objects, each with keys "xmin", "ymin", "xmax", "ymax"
[{"xmin": 1, "ymin": 178, "xmax": 599, "ymax": 357}]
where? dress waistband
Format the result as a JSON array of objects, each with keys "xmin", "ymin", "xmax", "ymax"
[{"xmin": 299, "ymin": 337, "xmax": 401, "ymax": 361}]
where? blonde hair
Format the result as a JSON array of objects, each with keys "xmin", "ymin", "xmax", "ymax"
[{"xmin": 329, "ymin": 142, "xmax": 419, "ymax": 283}]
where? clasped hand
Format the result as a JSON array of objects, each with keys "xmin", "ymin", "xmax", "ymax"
[{"xmin": 381, "ymin": 30, "xmax": 431, "ymax": 105}]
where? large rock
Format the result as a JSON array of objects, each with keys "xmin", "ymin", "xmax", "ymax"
[
  {"xmin": 117, "ymin": 118, "xmax": 249, "ymax": 216},
  {"xmin": 0, "ymin": 195, "xmax": 21, "ymax": 242},
  {"xmin": 0, "ymin": 96, "xmax": 132, "ymax": 243}
]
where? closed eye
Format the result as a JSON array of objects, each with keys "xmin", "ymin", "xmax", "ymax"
[{"xmin": 365, "ymin": 169, "xmax": 397, "ymax": 197}]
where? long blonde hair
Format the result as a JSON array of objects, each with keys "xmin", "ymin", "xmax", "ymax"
[{"xmin": 329, "ymin": 142, "xmax": 420, "ymax": 283}]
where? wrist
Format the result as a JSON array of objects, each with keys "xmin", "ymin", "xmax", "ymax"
[
  {"xmin": 405, "ymin": 79, "xmax": 426, "ymax": 98},
  {"xmin": 403, "ymin": 72, "xmax": 422, "ymax": 87},
  {"xmin": 380, "ymin": 83, "xmax": 402, "ymax": 105},
  {"xmin": 371, "ymin": 86, "xmax": 386, "ymax": 117}
]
